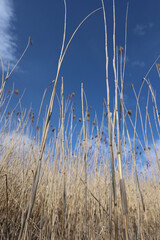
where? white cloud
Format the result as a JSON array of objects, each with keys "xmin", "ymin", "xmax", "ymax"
[
  {"xmin": 134, "ymin": 23, "xmax": 153, "ymax": 36},
  {"xmin": 132, "ymin": 60, "xmax": 145, "ymax": 68},
  {"xmin": 0, "ymin": 0, "xmax": 17, "ymax": 70},
  {"xmin": 134, "ymin": 24, "xmax": 146, "ymax": 36}
]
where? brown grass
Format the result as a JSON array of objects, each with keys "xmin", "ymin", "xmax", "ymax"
[{"xmin": 0, "ymin": 128, "xmax": 160, "ymax": 239}]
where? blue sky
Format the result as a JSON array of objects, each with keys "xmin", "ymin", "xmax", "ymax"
[{"xmin": 0, "ymin": 0, "xmax": 160, "ymax": 146}]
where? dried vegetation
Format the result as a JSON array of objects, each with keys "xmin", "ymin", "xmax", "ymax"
[{"xmin": 0, "ymin": 0, "xmax": 160, "ymax": 239}]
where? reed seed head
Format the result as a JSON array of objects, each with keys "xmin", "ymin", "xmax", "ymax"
[
  {"xmin": 156, "ymin": 63, "xmax": 160, "ymax": 70},
  {"xmin": 127, "ymin": 110, "xmax": 132, "ymax": 116},
  {"xmin": 29, "ymin": 37, "xmax": 33, "ymax": 46},
  {"xmin": 119, "ymin": 46, "xmax": 124, "ymax": 54},
  {"xmin": 14, "ymin": 89, "xmax": 19, "ymax": 95},
  {"xmin": 52, "ymin": 127, "xmax": 55, "ymax": 132}
]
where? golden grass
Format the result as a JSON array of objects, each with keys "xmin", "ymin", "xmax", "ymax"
[{"xmin": 0, "ymin": 128, "xmax": 160, "ymax": 239}]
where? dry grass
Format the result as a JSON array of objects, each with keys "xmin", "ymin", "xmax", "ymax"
[
  {"xmin": 0, "ymin": 126, "xmax": 160, "ymax": 239},
  {"xmin": 1, "ymin": 84, "xmax": 160, "ymax": 239},
  {"xmin": 0, "ymin": 0, "xmax": 160, "ymax": 239}
]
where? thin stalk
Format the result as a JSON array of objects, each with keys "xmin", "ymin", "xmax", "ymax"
[
  {"xmin": 5, "ymin": 174, "xmax": 9, "ymax": 240},
  {"xmin": 112, "ymin": 0, "xmax": 120, "ymax": 239},
  {"xmin": 34, "ymin": 80, "xmax": 55, "ymax": 140},
  {"xmin": 101, "ymin": 1, "xmax": 117, "ymax": 239},
  {"xmin": 70, "ymin": 109, "xmax": 73, "ymax": 160},
  {"xmin": 61, "ymin": 77, "xmax": 66, "ymax": 238},
  {"xmin": 0, "ymin": 56, "xmax": 4, "ymax": 85},
  {"xmin": 81, "ymin": 83, "xmax": 87, "ymax": 238}
]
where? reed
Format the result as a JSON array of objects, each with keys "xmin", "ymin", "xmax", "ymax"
[{"xmin": 0, "ymin": 0, "xmax": 160, "ymax": 239}]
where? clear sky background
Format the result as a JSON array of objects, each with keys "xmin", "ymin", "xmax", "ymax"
[{"xmin": 0, "ymin": 0, "xmax": 160, "ymax": 143}]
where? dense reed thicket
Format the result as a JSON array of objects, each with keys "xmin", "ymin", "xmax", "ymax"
[{"xmin": 0, "ymin": 0, "xmax": 160, "ymax": 239}]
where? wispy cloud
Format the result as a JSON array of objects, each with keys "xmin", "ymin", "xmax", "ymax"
[
  {"xmin": 132, "ymin": 60, "xmax": 145, "ymax": 68},
  {"xmin": 0, "ymin": 0, "xmax": 17, "ymax": 70},
  {"xmin": 134, "ymin": 23, "xmax": 153, "ymax": 36}
]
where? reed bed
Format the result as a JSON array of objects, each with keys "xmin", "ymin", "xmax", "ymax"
[
  {"xmin": 0, "ymin": 121, "xmax": 160, "ymax": 239},
  {"xmin": 0, "ymin": 0, "xmax": 160, "ymax": 239}
]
